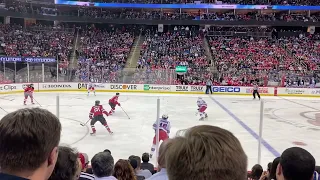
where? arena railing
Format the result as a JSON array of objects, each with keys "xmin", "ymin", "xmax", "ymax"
[{"xmin": 0, "ymin": 61, "xmax": 214, "ymax": 84}]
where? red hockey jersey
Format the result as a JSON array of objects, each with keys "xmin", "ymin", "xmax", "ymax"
[
  {"xmin": 109, "ymin": 96, "xmax": 120, "ymax": 105},
  {"xmin": 24, "ymin": 86, "xmax": 34, "ymax": 93},
  {"xmin": 89, "ymin": 105, "xmax": 109, "ymax": 118}
]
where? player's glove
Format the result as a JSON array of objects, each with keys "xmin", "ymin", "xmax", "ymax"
[{"xmin": 118, "ymin": 103, "xmax": 121, "ymax": 106}]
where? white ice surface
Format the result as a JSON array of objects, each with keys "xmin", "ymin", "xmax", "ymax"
[{"xmin": 0, "ymin": 92, "xmax": 320, "ymax": 170}]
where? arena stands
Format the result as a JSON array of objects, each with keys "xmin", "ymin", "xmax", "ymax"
[
  {"xmin": 5, "ymin": 0, "xmax": 320, "ymax": 23},
  {"xmin": 76, "ymin": 27, "xmax": 134, "ymax": 83},
  {"xmin": 133, "ymin": 27, "xmax": 210, "ymax": 85},
  {"xmin": 0, "ymin": 24, "xmax": 74, "ymax": 83}
]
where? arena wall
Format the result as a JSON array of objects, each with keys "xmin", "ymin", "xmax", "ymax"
[{"xmin": 0, "ymin": 83, "xmax": 320, "ymax": 97}]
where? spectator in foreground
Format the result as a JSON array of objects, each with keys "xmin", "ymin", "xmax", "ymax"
[
  {"xmin": 129, "ymin": 155, "xmax": 152, "ymax": 179},
  {"xmin": 113, "ymin": 159, "xmax": 137, "ymax": 180},
  {"xmin": 269, "ymin": 157, "xmax": 280, "ymax": 180},
  {"xmin": 0, "ymin": 108, "xmax": 61, "ymax": 180},
  {"xmin": 165, "ymin": 125, "xmax": 248, "ymax": 180},
  {"xmin": 129, "ymin": 159, "xmax": 145, "ymax": 180},
  {"xmin": 48, "ymin": 146, "xmax": 82, "ymax": 180},
  {"xmin": 276, "ymin": 147, "xmax": 315, "ymax": 180},
  {"xmin": 91, "ymin": 152, "xmax": 117, "ymax": 180},
  {"xmin": 104, "ymin": 149, "xmax": 112, "ymax": 154},
  {"xmin": 79, "ymin": 153, "xmax": 95, "ymax": 180},
  {"xmin": 248, "ymin": 164, "xmax": 263, "ymax": 180},
  {"xmin": 141, "ymin": 153, "xmax": 155, "ymax": 174},
  {"xmin": 131, "ymin": 156, "xmax": 152, "ymax": 179},
  {"xmin": 147, "ymin": 140, "xmax": 172, "ymax": 180}
]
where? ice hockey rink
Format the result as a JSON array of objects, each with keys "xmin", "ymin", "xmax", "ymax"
[{"xmin": 0, "ymin": 92, "xmax": 320, "ymax": 169}]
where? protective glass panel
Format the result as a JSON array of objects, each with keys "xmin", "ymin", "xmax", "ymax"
[{"xmin": 14, "ymin": 62, "xmax": 28, "ymax": 83}]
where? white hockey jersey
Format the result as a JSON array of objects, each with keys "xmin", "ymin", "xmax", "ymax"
[
  {"xmin": 88, "ymin": 82, "xmax": 94, "ymax": 89},
  {"xmin": 197, "ymin": 99, "xmax": 207, "ymax": 107},
  {"xmin": 153, "ymin": 118, "xmax": 171, "ymax": 134}
]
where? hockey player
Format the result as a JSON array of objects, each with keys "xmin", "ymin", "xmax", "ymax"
[
  {"xmin": 108, "ymin": 93, "xmax": 120, "ymax": 115},
  {"xmin": 150, "ymin": 114, "xmax": 171, "ymax": 158},
  {"xmin": 87, "ymin": 82, "xmax": 96, "ymax": 96},
  {"xmin": 197, "ymin": 97, "xmax": 208, "ymax": 121},
  {"xmin": 89, "ymin": 100, "xmax": 113, "ymax": 135},
  {"xmin": 24, "ymin": 84, "xmax": 34, "ymax": 105}
]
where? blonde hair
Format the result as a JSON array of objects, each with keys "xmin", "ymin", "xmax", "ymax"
[
  {"xmin": 165, "ymin": 125, "xmax": 247, "ymax": 180},
  {"xmin": 157, "ymin": 139, "xmax": 172, "ymax": 169}
]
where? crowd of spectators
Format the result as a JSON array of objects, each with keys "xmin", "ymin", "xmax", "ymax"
[
  {"xmin": 0, "ymin": 24, "xmax": 74, "ymax": 58},
  {"xmin": 209, "ymin": 36, "xmax": 295, "ymax": 86},
  {"xmin": 131, "ymin": 28, "xmax": 210, "ymax": 85},
  {"xmin": 32, "ymin": 0, "xmax": 320, "ymax": 5},
  {"xmin": 5, "ymin": 0, "xmax": 320, "ymax": 23},
  {"xmin": 1, "ymin": 24, "xmax": 320, "ymax": 86},
  {"xmin": 0, "ymin": 108, "xmax": 319, "ymax": 180},
  {"xmin": 76, "ymin": 27, "xmax": 134, "ymax": 82},
  {"xmin": 0, "ymin": 24, "xmax": 74, "ymax": 83},
  {"xmin": 206, "ymin": 27, "xmax": 320, "ymax": 87}
]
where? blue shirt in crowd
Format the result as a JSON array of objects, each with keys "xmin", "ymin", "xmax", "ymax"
[{"xmin": 147, "ymin": 168, "xmax": 168, "ymax": 180}]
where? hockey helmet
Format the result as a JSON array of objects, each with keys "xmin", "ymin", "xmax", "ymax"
[
  {"xmin": 116, "ymin": 93, "xmax": 120, "ymax": 96},
  {"xmin": 162, "ymin": 114, "xmax": 168, "ymax": 119},
  {"xmin": 95, "ymin": 100, "xmax": 100, "ymax": 106}
]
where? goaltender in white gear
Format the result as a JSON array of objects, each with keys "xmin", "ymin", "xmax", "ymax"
[
  {"xmin": 87, "ymin": 82, "xmax": 96, "ymax": 96},
  {"xmin": 197, "ymin": 97, "xmax": 208, "ymax": 121}
]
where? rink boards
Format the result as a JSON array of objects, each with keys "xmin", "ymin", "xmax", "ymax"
[{"xmin": 0, "ymin": 82, "xmax": 319, "ymax": 97}]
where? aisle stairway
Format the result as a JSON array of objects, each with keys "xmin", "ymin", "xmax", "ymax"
[
  {"xmin": 69, "ymin": 29, "xmax": 81, "ymax": 69},
  {"xmin": 204, "ymin": 37, "xmax": 219, "ymax": 78},
  {"xmin": 121, "ymin": 34, "xmax": 145, "ymax": 83}
]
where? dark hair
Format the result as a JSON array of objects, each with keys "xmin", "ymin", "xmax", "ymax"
[
  {"xmin": 250, "ymin": 164, "xmax": 263, "ymax": 180},
  {"xmin": 132, "ymin": 156, "xmax": 141, "ymax": 168},
  {"xmin": 128, "ymin": 155, "xmax": 135, "ymax": 160},
  {"xmin": 104, "ymin": 149, "xmax": 111, "ymax": 154},
  {"xmin": 158, "ymin": 140, "xmax": 172, "ymax": 168},
  {"xmin": 269, "ymin": 157, "xmax": 280, "ymax": 180},
  {"xmin": 267, "ymin": 162, "xmax": 272, "ymax": 173},
  {"xmin": 315, "ymin": 166, "xmax": 320, "ymax": 174},
  {"xmin": 48, "ymin": 146, "xmax": 79, "ymax": 180},
  {"xmin": 280, "ymin": 147, "xmax": 315, "ymax": 180},
  {"xmin": 0, "ymin": 108, "xmax": 61, "ymax": 172},
  {"xmin": 113, "ymin": 159, "xmax": 137, "ymax": 180},
  {"xmin": 129, "ymin": 159, "xmax": 138, "ymax": 169},
  {"xmin": 91, "ymin": 152, "xmax": 114, "ymax": 178},
  {"xmin": 142, "ymin": 153, "xmax": 149, "ymax": 163}
]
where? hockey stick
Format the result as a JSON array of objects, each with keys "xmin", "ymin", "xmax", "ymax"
[
  {"xmin": 80, "ymin": 119, "xmax": 91, "ymax": 126},
  {"xmin": 33, "ymin": 98, "xmax": 42, "ymax": 107},
  {"xmin": 0, "ymin": 106, "xmax": 8, "ymax": 113},
  {"xmin": 120, "ymin": 106, "xmax": 130, "ymax": 119}
]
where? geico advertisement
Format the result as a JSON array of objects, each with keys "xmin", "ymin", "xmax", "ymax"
[{"xmin": 212, "ymin": 86, "xmax": 241, "ymax": 93}]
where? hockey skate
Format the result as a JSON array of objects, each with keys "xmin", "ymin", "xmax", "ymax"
[
  {"xmin": 109, "ymin": 131, "xmax": 114, "ymax": 135},
  {"xmin": 199, "ymin": 117, "xmax": 205, "ymax": 121},
  {"xmin": 205, "ymin": 113, "xmax": 208, "ymax": 118},
  {"xmin": 90, "ymin": 132, "xmax": 96, "ymax": 136}
]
